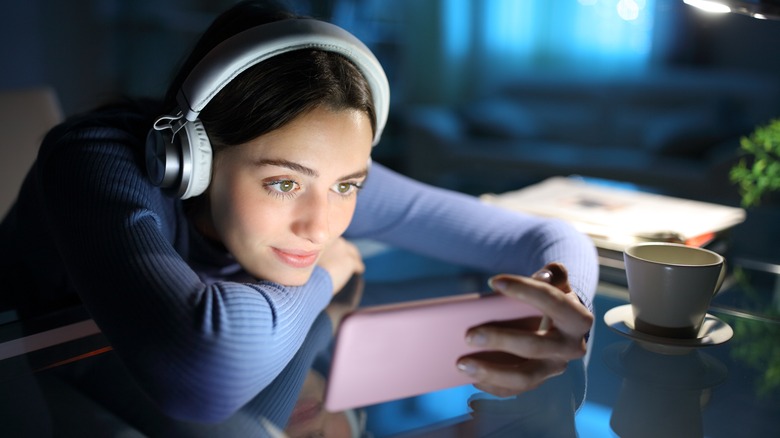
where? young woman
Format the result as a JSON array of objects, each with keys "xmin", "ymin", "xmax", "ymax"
[{"xmin": 0, "ymin": 0, "xmax": 597, "ymax": 423}]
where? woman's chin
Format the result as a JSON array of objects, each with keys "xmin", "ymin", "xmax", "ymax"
[{"xmin": 252, "ymin": 268, "xmax": 314, "ymax": 287}]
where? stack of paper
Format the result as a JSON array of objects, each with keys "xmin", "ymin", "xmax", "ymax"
[{"xmin": 481, "ymin": 177, "xmax": 746, "ymax": 253}]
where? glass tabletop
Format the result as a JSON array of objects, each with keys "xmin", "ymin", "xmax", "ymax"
[
  {"xmin": 2, "ymin": 268, "xmax": 780, "ymax": 437},
  {"xmin": 710, "ymin": 256, "xmax": 780, "ymax": 324}
]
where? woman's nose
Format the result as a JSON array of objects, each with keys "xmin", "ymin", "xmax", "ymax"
[{"xmin": 291, "ymin": 190, "xmax": 330, "ymax": 244}]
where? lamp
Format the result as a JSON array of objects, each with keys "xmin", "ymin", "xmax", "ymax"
[{"xmin": 683, "ymin": 0, "xmax": 780, "ymax": 19}]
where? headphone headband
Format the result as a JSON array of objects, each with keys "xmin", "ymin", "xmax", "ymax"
[{"xmin": 177, "ymin": 18, "xmax": 390, "ymax": 145}]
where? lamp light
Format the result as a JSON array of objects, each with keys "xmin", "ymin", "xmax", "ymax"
[
  {"xmin": 683, "ymin": 0, "xmax": 780, "ymax": 19},
  {"xmin": 684, "ymin": 0, "xmax": 731, "ymax": 13}
]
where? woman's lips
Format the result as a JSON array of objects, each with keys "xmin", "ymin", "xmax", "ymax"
[{"xmin": 272, "ymin": 248, "xmax": 319, "ymax": 268}]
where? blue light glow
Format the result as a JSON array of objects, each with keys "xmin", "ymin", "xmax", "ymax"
[{"xmin": 469, "ymin": 0, "xmax": 657, "ymax": 71}]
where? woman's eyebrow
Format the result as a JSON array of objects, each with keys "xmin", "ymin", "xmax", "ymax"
[
  {"xmin": 253, "ymin": 158, "xmax": 368, "ymax": 181},
  {"xmin": 340, "ymin": 168, "xmax": 369, "ymax": 181},
  {"xmin": 253, "ymin": 159, "xmax": 318, "ymax": 178}
]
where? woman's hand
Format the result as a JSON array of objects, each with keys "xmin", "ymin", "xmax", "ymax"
[
  {"xmin": 456, "ymin": 263, "xmax": 594, "ymax": 397},
  {"xmin": 325, "ymin": 274, "xmax": 365, "ymax": 334},
  {"xmin": 318, "ymin": 237, "xmax": 365, "ymax": 295},
  {"xmin": 319, "ymin": 238, "xmax": 365, "ymax": 332}
]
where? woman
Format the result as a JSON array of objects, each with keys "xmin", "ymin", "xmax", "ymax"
[{"xmin": 0, "ymin": 0, "xmax": 597, "ymax": 423}]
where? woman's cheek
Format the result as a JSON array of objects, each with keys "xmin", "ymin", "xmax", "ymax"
[{"xmin": 333, "ymin": 199, "xmax": 358, "ymax": 235}]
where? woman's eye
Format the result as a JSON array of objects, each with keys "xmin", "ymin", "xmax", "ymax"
[
  {"xmin": 277, "ymin": 180, "xmax": 296, "ymax": 192},
  {"xmin": 265, "ymin": 179, "xmax": 299, "ymax": 195},
  {"xmin": 333, "ymin": 182, "xmax": 362, "ymax": 196}
]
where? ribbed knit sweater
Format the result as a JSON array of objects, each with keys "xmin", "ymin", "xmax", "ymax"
[{"xmin": 0, "ymin": 103, "xmax": 598, "ymax": 422}]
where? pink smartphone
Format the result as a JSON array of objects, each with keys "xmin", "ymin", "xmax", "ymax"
[{"xmin": 323, "ymin": 292, "xmax": 543, "ymax": 411}]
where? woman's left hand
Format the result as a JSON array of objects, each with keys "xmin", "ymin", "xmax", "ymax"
[
  {"xmin": 456, "ymin": 263, "xmax": 594, "ymax": 397},
  {"xmin": 325, "ymin": 274, "xmax": 365, "ymax": 334}
]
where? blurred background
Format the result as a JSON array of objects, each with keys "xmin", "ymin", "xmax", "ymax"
[{"xmin": 3, "ymin": 0, "xmax": 780, "ymax": 207}]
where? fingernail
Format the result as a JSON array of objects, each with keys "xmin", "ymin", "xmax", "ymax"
[
  {"xmin": 488, "ymin": 277, "xmax": 508, "ymax": 291},
  {"xmin": 457, "ymin": 360, "xmax": 478, "ymax": 376},
  {"xmin": 466, "ymin": 331, "xmax": 488, "ymax": 347},
  {"xmin": 532, "ymin": 269, "xmax": 553, "ymax": 283}
]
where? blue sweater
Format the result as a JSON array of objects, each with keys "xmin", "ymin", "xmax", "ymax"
[{"xmin": 0, "ymin": 103, "xmax": 598, "ymax": 422}]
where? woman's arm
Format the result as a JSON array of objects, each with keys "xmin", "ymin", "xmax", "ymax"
[
  {"xmin": 346, "ymin": 163, "xmax": 598, "ymax": 310},
  {"xmin": 34, "ymin": 123, "xmax": 332, "ymax": 422}
]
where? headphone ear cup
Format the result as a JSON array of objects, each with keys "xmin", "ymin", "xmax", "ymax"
[
  {"xmin": 145, "ymin": 126, "xmax": 181, "ymax": 189},
  {"xmin": 179, "ymin": 120, "xmax": 213, "ymax": 199}
]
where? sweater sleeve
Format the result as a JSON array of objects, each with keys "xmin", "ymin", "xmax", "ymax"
[
  {"xmin": 34, "ymin": 123, "xmax": 333, "ymax": 423},
  {"xmin": 345, "ymin": 163, "xmax": 598, "ymax": 312}
]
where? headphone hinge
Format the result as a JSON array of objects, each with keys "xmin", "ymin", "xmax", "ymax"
[{"xmin": 152, "ymin": 113, "xmax": 186, "ymax": 136}]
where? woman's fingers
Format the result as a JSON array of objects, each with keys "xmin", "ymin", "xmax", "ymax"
[
  {"xmin": 456, "ymin": 355, "xmax": 568, "ymax": 397},
  {"xmin": 488, "ymin": 273, "xmax": 593, "ymax": 339},
  {"xmin": 458, "ymin": 264, "xmax": 594, "ymax": 397},
  {"xmin": 465, "ymin": 323, "xmax": 587, "ymax": 361}
]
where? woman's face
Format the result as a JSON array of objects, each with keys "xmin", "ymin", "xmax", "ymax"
[{"xmin": 205, "ymin": 106, "xmax": 373, "ymax": 285}]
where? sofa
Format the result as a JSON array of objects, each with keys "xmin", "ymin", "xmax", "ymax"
[{"xmin": 401, "ymin": 69, "xmax": 780, "ymax": 202}]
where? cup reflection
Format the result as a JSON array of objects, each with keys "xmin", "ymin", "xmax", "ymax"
[{"xmin": 604, "ymin": 342, "xmax": 727, "ymax": 438}]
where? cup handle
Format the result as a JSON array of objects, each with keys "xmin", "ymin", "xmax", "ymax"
[{"xmin": 713, "ymin": 261, "xmax": 727, "ymax": 296}]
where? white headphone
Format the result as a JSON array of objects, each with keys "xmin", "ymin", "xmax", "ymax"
[{"xmin": 145, "ymin": 18, "xmax": 390, "ymax": 199}]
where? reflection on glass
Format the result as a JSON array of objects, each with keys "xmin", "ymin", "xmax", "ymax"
[
  {"xmin": 364, "ymin": 358, "xmax": 586, "ymax": 437},
  {"xmin": 285, "ymin": 370, "xmax": 366, "ymax": 438},
  {"xmin": 604, "ymin": 341, "xmax": 727, "ymax": 438},
  {"xmin": 719, "ymin": 266, "xmax": 780, "ymax": 397},
  {"xmin": 726, "ymin": 315, "xmax": 780, "ymax": 397}
]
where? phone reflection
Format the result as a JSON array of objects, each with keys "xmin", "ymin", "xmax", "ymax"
[
  {"xmin": 360, "ymin": 357, "xmax": 586, "ymax": 437},
  {"xmin": 603, "ymin": 341, "xmax": 728, "ymax": 438},
  {"xmin": 284, "ymin": 369, "xmax": 367, "ymax": 438}
]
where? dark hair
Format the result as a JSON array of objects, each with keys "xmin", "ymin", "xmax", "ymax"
[{"xmin": 164, "ymin": 0, "xmax": 376, "ymax": 153}]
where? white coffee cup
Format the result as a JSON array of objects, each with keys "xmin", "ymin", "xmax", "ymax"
[{"xmin": 623, "ymin": 242, "xmax": 725, "ymax": 339}]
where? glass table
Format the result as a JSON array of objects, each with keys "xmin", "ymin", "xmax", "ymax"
[{"xmin": 1, "ymin": 251, "xmax": 779, "ymax": 437}]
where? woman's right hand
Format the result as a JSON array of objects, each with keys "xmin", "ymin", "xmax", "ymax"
[{"xmin": 318, "ymin": 237, "xmax": 365, "ymax": 294}]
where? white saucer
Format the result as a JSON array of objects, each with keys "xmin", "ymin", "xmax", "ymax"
[{"xmin": 603, "ymin": 304, "xmax": 733, "ymax": 355}]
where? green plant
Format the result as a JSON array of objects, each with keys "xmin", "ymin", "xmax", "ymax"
[{"xmin": 730, "ymin": 118, "xmax": 780, "ymax": 208}]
